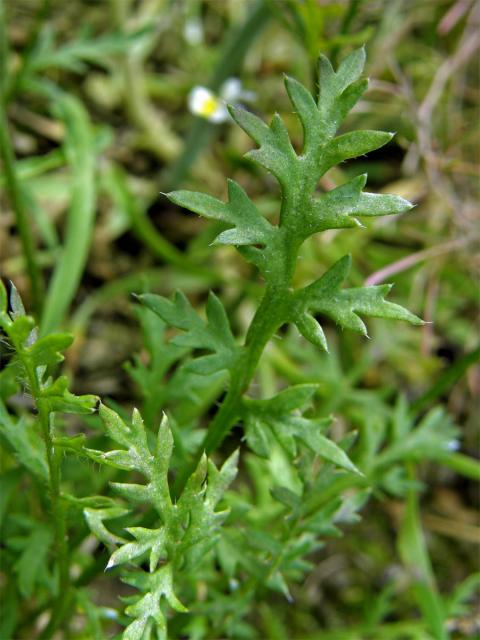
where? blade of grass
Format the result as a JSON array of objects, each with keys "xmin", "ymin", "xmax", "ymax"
[
  {"xmin": 40, "ymin": 93, "xmax": 96, "ymax": 335},
  {"xmin": 398, "ymin": 464, "xmax": 448, "ymax": 640},
  {"xmin": 329, "ymin": 0, "xmax": 362, "ymax": 66},
  {"xmin": 0, "ymin": 148, "xmax": 65, "ymax": 185},
  {"xmin": 0, "ymin": 113, "xmax": 45, "ymax": 313},
  {"xmin": 411, "ymin": 346, "xmax": 480, "ymax": 413},
  {"xmin": 102, "ymin": 164, "xmax": 185, "ymax": 267},
  {"xmin": 23, "ymin": 185, "xmax": 59, "ymax": 250},
  {"xmin": 435, "ymin": 451, "xmax": 480, "ymax": 481},
  {"xmin": 1, "ymin": 0, "xmax": 51, "ymax": 103},
  {"xmin": 0, "ymin": 2, "xmax": 44, "ymax": 313}
]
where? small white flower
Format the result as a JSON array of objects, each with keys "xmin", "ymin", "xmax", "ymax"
[
  {"xmin": 187, "ymin": 78, "xmax": 256, "ymax": 124},
  {"xmin": 220, "ymin": 78, "xmax": 243, "ymax": 102},
  {"xmin": 188, "ymin": 86, "xmax": 228, "ymax": 123}
]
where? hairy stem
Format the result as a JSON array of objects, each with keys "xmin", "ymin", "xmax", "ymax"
[
  {"xmin": 19, "ymin": 354, "xmax": 70, "ymax": 637},
  {"xmin": 37, "ymin": 406, "xmax": 70, "ymax": 638},
  {"xmin": 174, "ymin": 285, "xmax": 290, "ymax": 495}
]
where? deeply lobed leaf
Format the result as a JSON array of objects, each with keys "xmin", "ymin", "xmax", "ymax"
[
  {"xmin": 167, "ymin": 179, "xmax": 273, "ymax": 248},
  {"xmin": 293, "ymin": 255, "xmax": 423, "ymax": 349},
  {"xmin": 242, "ymin": 387, "xmax": 360, "ymax": 474},
  {"xmin": 163, "ymin": 48, "xmax": 418, "ymax": 332},
  {"xmin": 0, "ymin": 281, "xmax": 99, "ymax": 414},
  {"xmin": 84, "ymin": 406, "xmax": 238, "ymax": 639},
  {"xmin": 138, "ymin": 290, "xmax": 239, "ymax": 376}
]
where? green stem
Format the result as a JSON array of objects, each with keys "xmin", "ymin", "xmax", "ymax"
[
  {"xmin": 199, "ymin": 245, "xmax": 299, "ymax": 451},
  {"xmin": 0, "ymin": 109, "xmax": 44, "ymax": 314},
  {"xmin": 18, "ymin": 349, "xmax": 70, "ymax": 637},
  {"xmin": 37, "ymin": 406, "xmax": 70, "ymax": 637},
  {"xmin": 174, "ymin": 285, "xmax": 289, "ymax": 494},
  {"xmin": 174, "ymin": 201, "xmax": 304, "ymax": 496}
]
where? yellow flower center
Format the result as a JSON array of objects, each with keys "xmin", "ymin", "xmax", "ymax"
[{"xmin": 199, "ymin": 94, "xmax": 220, "ymax": 117}]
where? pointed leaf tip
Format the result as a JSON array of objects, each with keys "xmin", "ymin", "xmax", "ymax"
[{"xmin": 157, "ymin": 413, "xmax": 173, "ymax": 455}]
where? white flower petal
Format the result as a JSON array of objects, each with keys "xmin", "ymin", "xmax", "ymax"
[
  {"xmin": 188, "ymin": 86, "xmax": 212, "ymax": 114},
  {"xmin": 220, "ymin": 78, "xmax": 242, "ymax": 102},
  {"xmin": 209, "ymin": 104, "xmax": 229, "ymax": 123}
]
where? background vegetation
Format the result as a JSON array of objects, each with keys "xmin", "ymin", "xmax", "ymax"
[{"xmin": 0, "ymin": 0, "xmax": 478, "ymax": 638}]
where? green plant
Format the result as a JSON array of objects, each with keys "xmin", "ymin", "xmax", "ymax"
[
  {"xmin": 144, "ymin": 46, "xmax": 421, "ymax": 485},
  {"xmin": 91, "ymin": 46, "xmax": 425, "ymax": 638},
  {"xmin": 0, "ymin": 282, "xmax": 98, "ymax": 636},
  {"xmin": 85, "ymin": 406, "xmax": 238, "ymax": 639},
  {"xmin": 1, "ymin": 47, "xmax": 477, "ymax": 640}
]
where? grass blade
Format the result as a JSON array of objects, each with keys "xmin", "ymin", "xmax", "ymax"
[
  {"xmin": 40, "ymin": 94, "xmax": 96, "ymax": 335},
  {"xmin": 0, "ymin": 4, "xmax": 44, "ymax": 312},
  {"xmin": 411, "ymin": 346, "xmax": 480, "ymax": 413},
  {"xmin": 398, "ymin": 465, "xmax": 448, "ymax": 640}
]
